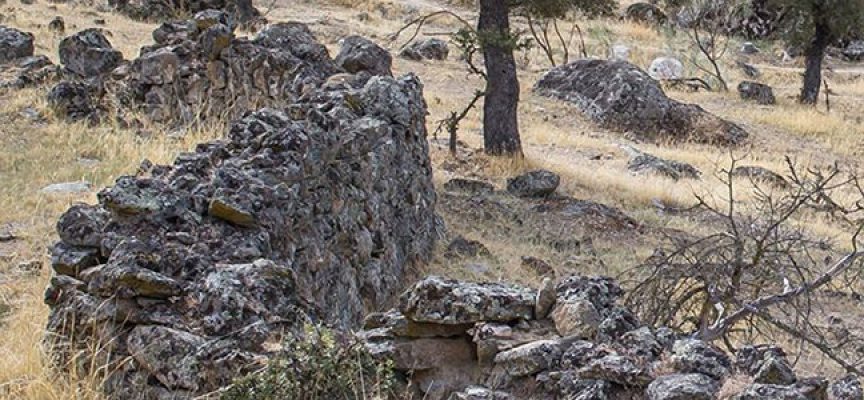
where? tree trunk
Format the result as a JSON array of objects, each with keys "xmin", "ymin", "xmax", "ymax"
[
  {"xmin": 479, "ymin": 0, "xmax": 522, "ymax": 156},
  {"xmin": 800, "ymin": 19, "xmax": 830, "ymax": 104}
]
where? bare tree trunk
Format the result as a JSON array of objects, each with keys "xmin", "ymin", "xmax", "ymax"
[
  {"xmin": 479, "ymin": 0, "xmax": 522, "ymax": 156},
  {"xmin": 800, "ymin": 19, "xmax": 830, "ymax": 104}
]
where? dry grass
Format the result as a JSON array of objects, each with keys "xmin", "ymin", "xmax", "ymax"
[{"xmin": 1, "ymin": 0, "xmax": 864, "ymax": 397}]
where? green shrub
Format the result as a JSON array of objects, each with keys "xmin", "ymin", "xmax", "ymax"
[{"xmin": 221, "ymin": 325, "xmax": 396, "ymax": 400}]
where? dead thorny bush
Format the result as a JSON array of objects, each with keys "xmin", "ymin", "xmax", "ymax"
[{"xmin": 623, "ymin": 154, "xmax": 864, "ymax": 374}]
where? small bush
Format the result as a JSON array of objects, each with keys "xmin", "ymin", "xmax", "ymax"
[{"xmin": 221, "ymin": 325, "xmax": 395, "ymax": 400}]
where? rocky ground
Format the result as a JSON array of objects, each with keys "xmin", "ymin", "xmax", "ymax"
[{"xmin": 2, "ymin": 0, "xmax": 864, "ymax": 399}]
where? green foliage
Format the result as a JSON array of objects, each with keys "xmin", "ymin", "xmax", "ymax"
[
  {"xmin": 769, "ymin": 0, "xmax": 864, "ymax": 45},
  {"xmin": 515, "ymin": 0, "xmax": 618, "ymax": 18},
  {"xmin": 221, "ymin": 325, "xmax": 396, "ymax": 400}
]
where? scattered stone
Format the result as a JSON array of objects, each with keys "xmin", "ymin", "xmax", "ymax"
[
  {"xmin": 445, "ymin": 236, "xmax": 491, "ymax": 259},
  {"xmin": 741, "ymin": 42, "xmax": 760, "ymax": 54},
  {"xmin": 535, "ymin": 60, "xmax": 748, "ymax": 145},
  {"xmin": 843, "ymin": 41, "xmax": 864, "ymax": 61},
  {"xmin": 647, "ymin": 373, "xmax": 719, "ymax": 400},
  {"xmin": 58, "ymin": 29, "xmax": 123, "ymax": 78},
  {"xmin": 335, "ymin": 35, "xmax": 392, "ymax": 77},
  {"xmin": 622, "ymin": 146, "xmax": 700, "ymax": 181},
  {"xmin": 506, "ymin": 170, "xmax": 560, "ymax": 198},
  {"xmin": 648, "ymin": 57, "xmax": 684, "ymax": 81},
  {"xmin": 0, "ymin": 26, "xmax": 35, "ymax": 64},
  {"xmin": 732, "ymin": 166, "xmax": 788, "ymax": 188},
  {"xmin": 48, "ymin": 16, "xmax": 64, "ymax": 33},
  {"xmin": 611, "ymin": 44, "xmax": 630, "ymax": 61},
  {"xmin": 443, "ymin": 178, "xmax": 495, "ymax": 195},
  {"xmin": 737, "ymin": 61, "xmax": 762, "ymax": 78},
  {"xmin": 625, "ymin": 2, "xmax": 667, "ymax": 25},
  {"xmin": 738, "ymin": 81, "xmax": 776, "ymax": 105},
  {"xmin": 400, "ymin": 276, "xmax": 535, "ymax": 324},
  {"xmin": 40, "ymin": 181, "xmax": 92, "ymax": 194},
  {"xmin": 400, "ymin": 38, "xmax": 449, "ymax": 61}
]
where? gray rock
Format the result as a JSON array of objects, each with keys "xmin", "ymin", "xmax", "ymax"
[
  {"xmin": 58, "ymin": 29, "xmax": 123, "ymax": 78},
  {"xmin": 647, "ymin": 373, "xmax": 719, "ymax": 400},
  {"xmin": 127, "ymin": 325, "xmax": 206, "ymax": 391},
  {"xmin": 41, "ymin": 181, "xmax": 92, "ymax": 194},
  {"xmin": 623, "ymin": 146, "xmax": 701, "ymax": 181},
  {"xmin": 507, "ymin": 170, "xmax": 560, "ymax": 198},
  {"xmin": 625, "ymin": 2, "xmax": 667, "ymax": 25},
  {"xmin": 741, "ymin": 42, "xmax": 760, "ymax": 54},
  {"xmin": 738, "ymin": 81, "xmax": 776, "ymax": 105},
  {"xmin": 550, "ymin": 299, "xmax": 602, "ymax": 338},
  {"xmin": 556, "ymin": 275, "xmax": 623, "ymax": 310},
  {"xmin": 400, "ymin": 276, "xmax": 535, "ymax": 324},
  {"xmin": 47, "ymin": 81, "xmax": 99, "ymax": 121},
  {"xmin": 610, "ymin": 44, "xmax": 630, "ymax": 61},
  {"xmin": 445, "ymin": 236, "xmax": 491, "ymax": 258},
  {"xmin": 754, "ymin": 355, "xmax": 797, "ymax": 385},
  {"xmin": 56, "ymin": 204, "xmax": 109, "ymax": 248},
  {"xmin": 535, "ymin": 59, "xmax": 748, "ymax": 145},
  {"xmin": 578, "ymin": 354, "xmax": 653, "ymax": 386},
  {"xmin": 493, "ymin": 339, "xmax": 564, "ymax": 377},
  {"xmin": 443, "ymin": 178, "xmax": 495, "ymax": 195},
  {"xmin": 0, "ymin": 55, "xmax": 60, "ymax": 89},
  {"xmin": 735, "ymin": 378, "xmax": 829, "ymax": 400},
  {"xmin": 197, "ymin": 23, "xmax": 233, "ymax": 61},
  {"xmin": 109, "ymin": 0, "xmax": 260, "ymax": 26},
  {"xmin": 560, "ymin": 340, "xmax": 612, "ymax": 369},
  {"xmin": 596, "ymin": 306, "xmax": 640, "ymax": 342},
  {"xmin": 648, "ymin": 57, "xmax": 684, "ymax": 80},
  {"xmin": 830, "ymin": 374, "xmax": 863, "ymax": 400},
  {"xmin": 669, "ymin": 339, "xmax": 731, "ymax": 380},
  {"xmin": 0, "ymin": 26, "xmax": 34, "ymax": 64},
  {"xmin": 364, "ymin": 310, "xmax": 472, "ymax": 338},
  {"xmin": 732, "ymin": 166, "xmax": 788, "ymax": 188},
  {"xmin": 335, "ymin": 35, "xmax": 392, "ymax": 77},
  {"xmin": 51, "ymin": 242, "xmax": 101, "ymax": 277},
  {"xmin": 535, "ymin": 277, "xmax": 556, "ymax": 319},
  {"xmin": 400, "ymin": 38, "xmax": 449, "ymax": 61},
  {"xmin": 737, "ymin": 61, "xmax": 762, "ymax": 78},
  {"xmin": 450, "ymin": 386, "xmax": 514, "ymax": 400},
  {"xmin": 843, "ymin": 41, "xmax": 864, "ymax": 61}
]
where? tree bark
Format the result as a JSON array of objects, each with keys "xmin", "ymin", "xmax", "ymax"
[
  {"xmin": 800, "ymin": 18, "xmax": 831, "ymax": 104},
  {"xmin": 479, "ymin": 0, "xmax": 522, "ymax": 156}
]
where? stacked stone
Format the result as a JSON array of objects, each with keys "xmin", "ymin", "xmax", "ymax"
[
  {"xmin": 44, "ymin": 43, "xmax": 438, "ymax": 397},
  {"xmin": 361, "ymin": 275, "xmax": 863, "ymax": 400}
]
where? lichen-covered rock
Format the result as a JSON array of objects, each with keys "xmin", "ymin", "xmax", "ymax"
[
  {"xmin": 0, "ymin": 26, "xmax": 35, "ymax": 64},
  {"xmin": 0, "ymin": 55, "xmax": 60, "ymax": 89},
  {"xmin": 625, "ymin": 2, "xmax": 667, "ymax": 25},
  {"xmin": 736, "ymin": 345, "xmax": 797, "ymax": 385},
  {"xmin": 577, "ymin": 354, "xmax": 653, "ymax": 386},
  {"xmin": 648, "ymin": 57, "xmax": 684, "ymax": 80},
  {"xmin": 111, "ymin": 19, "xmax": 342, "ymax": 125},
  {"xmin": 494, "ymin": 339, "xmax": 564, "ymax": 377},
  {"xmin": 623, "ymin": 146, "xmax": 700, "ymax": 181},
  {"xmin": 735, "ymin": 378, "xmax": 829, "ymax": 400},
  {"xmin": 647, "ymin": 373, "xmax": 719, "ymax": 400},
  {"xmin": 451, "ymin": 386, "xmax": 514, "ymax": 400},
  {"xmin": 550, "ymin": 299, "xmax": 602, "ymax": 338},
  {"xmin": 830, "ymin": 374, "xmax": 863, "ymax": 400},
  {"xmin": 443, "ymin": 178, "xmax": 495, "ymax": 195},
  {"xmin": 535, "ymin": 59, "xmax": 748, "ymax": 145},
  {"xmin": 507, "ymin": 170, "xmax": 560, "ymax": 198},
  {"xmin": 58, "ymin": 29, "xmax": 123, "ymax": 78},
  {"xmin": 669, "ymin": 339, "xmax": 731, "ymax": 380},
  {"xmin": 400, "ymin": 38, "xmax": 449, "ymax": 61},
  {"xmin": 400, "ymin": 276, "xmax": 535, "ymax": 324},
  {"xmin": 45, "ymin": 72, "xmax": 438, "ymax": 397},
  {"xmin": 47, "ymin": 80, "xmax": 100, "ymax": 122},
  {"xmin": 738, "ymin": 81, "xmax": 776, "ymax": 105},
  {"xmin": 108, "ymin": 0, "xmax": 261, "ymax": 26},
  {"xmin": 335, "ymin": 35, "xmax": 392, "ymax": 77}
]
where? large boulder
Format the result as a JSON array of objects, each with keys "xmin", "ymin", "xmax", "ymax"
[
  {"xmin": 58, "ymin": 29, "xmax": 123, "ymax": 78},
  {"xmin": 45, "ymin": 70, "xmax": 438, "ymax": 397},
  {"xmin": 535, "ymin": 59, "xmax": 748, "ymax": 145},
  {"xmin": 0, "ymin": 26, "xmax": 35, "ymax": 64}
]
